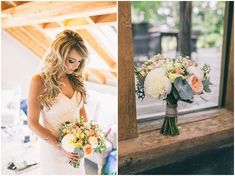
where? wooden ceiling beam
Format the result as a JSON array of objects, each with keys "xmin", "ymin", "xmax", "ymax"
[
  {"xmin": 86, "ymin": 68, "xmax": 107, "ymax": 84},
  {"xmin": 4, "ymin": 25, "xmax": 53, "ymax": 59},
  {"xmin": 5, "ymin": 27, "xmax": 46, "ymax": 58},
  {"xmin": 77, "ymin": 29, "xmax": 117, "ymax": 69},
  {"xmin": 90, "ymin": 13, "xmax": 116, "ymax": 24},
  {"xmin": 41, "ymin": 22, "xmax": 116, "ymax": 31},
  {"xmin": 2, "ymin": 1, "xmax": 117, "ymax": 28},
  {"xmin": 8, "ymin": 1, "xmax": 17, "ymax": 7},
  {"xmin": 5, "ymin": 28, "xmax": 113, "ymax": 85},
  {"xmin": 63, "ymin": 18, "xmax": 89, "ymax": 28},
  {"xmin": 1, "ymin": 2, "xmax": 10, "ymax": 11},
  {"xmin": 20, "ymin": 25, "xmax": 52, "ymax": 50},
  {"xmin": 1, "ymin": 1, "xmax": 29, "ymax": 10},
  {"xmin": 39, "ymin": 22, "xmax": 60, "ymax": 29}
]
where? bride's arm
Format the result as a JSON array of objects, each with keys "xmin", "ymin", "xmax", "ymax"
[
  {"xmin": 80, "ymin": 105, "xmax": 88, "ymax": 122},
  {"xmin": 28, "ymin": 75, "xmax": 79, "ymax": 161},
  {"xmin": 27, "ymin": 75, "xmax": 61, "ymax": 150}
]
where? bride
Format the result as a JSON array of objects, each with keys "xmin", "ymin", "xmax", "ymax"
[{"xmin": 27, "ymin": 29, "xmax": 89, "ymax": 174}]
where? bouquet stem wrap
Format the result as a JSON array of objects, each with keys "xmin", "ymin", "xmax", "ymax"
[{"xmin": 160, "ymin": 103, "xmax": 179, "ymax": 136}]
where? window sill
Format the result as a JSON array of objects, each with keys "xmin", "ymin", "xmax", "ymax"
[
  {"xmin": 138, "ymin": 107, "xmax": 225, "ymax": 133},
  {"xmin": 119, "ymin": 108, "xmax": 233, "ymax": 174}
]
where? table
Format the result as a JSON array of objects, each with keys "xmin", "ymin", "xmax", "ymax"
[{"xmin": 149, "ymin": 31, "xmax": 179, "ymax": 54}]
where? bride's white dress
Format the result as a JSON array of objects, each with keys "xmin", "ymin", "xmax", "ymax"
[{"xmin": 40, "ymin": 91, "xmax": 86, "ymax": 175}]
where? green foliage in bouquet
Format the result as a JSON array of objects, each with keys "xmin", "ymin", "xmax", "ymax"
[
  {"xmin": 58, "ymin": 116, "xmax": 106, "ymax": 167},
  {"xmin": 173, "ymin": 77, "xmax": 193, "ymax": 101},
  {"xmin": 135, "ymin": 54, "xmax": 212, "ymax": 136},
  {"xmin": 134, "ymin": 67, "xmax": 146, "ymax": 100}
]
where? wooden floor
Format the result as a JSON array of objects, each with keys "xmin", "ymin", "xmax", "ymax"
[{"xmin": 136, "ymin": 48, "xmax": 222, "ymax": 120}]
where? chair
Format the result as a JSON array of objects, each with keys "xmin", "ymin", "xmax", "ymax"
[
  {"xmin": 85, "ymin": 89, "xmax": 117, "ymax": 174},
  {"xmin": 1, "ymin": 82, "xmax": 21, "ymax": 127}
]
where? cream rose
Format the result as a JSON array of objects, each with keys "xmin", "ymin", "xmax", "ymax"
[{"xmin": 88, "ymin": 136, "xmax": 99, "ymax": 148}]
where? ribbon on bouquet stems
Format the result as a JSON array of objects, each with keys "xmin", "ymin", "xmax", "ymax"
[{"xmin": 160, "ymin": 103, "xmax": 179, "ymax": 136}]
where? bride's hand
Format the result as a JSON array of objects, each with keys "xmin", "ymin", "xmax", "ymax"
[{"xmin": 59, "ymin": 147, "xmax": 80, "ymax": 161}]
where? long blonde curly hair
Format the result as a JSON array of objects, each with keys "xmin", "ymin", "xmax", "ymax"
[{"xmin": 39, "ymin": 29, "xmax": 88, "ymax": 109}]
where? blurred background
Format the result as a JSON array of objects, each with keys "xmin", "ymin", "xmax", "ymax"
[{"xmin": 131, "ymin": 1, "xmax": 225, "ymax": 120}]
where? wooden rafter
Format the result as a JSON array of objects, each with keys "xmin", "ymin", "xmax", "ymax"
[
  {"xmin": 2, "ymin": 1, "xmax": 117, "ymax": 28},
  {"xmin": 77, "ymin": 29, "xmax": 117, "ymax": 69},
  {"xmin": 87, "ymin": 68, "xmax": 107, "ymax": 84},
  {"xmin": 5, "ymin": 28, "xmax": 111, "ymax": 85},
  {"xmin": 86, "ymin": 15, "xmax": 117, "ymax": 62},
  {"xmin": 39, "ymin": 22, "xmax": 60, "ymax": 29},
  {"xmin": 5, "ymin": 24, "xmax": 53, "ymax": 58},
  {"xmin": 90, "ymin": 13, "xmax": 116, "ymax": 24},
  {"xmin": 63, "ymin": 18, "xmax": 89, "ymax": 28},
  {"xmin": 5, "ymin": 27, "xmax": 47, "ymax": 58},
  {"xmin": 1, "ymin": 1, "xmax": 28, "ymax": 10},
  {"xmin": 2, "ymin": 1, "xmax": 117, "ymax": 86},
  {"xmin": 1, "ymin": 2, "xmax": 11, "ymax": 10},
  {"xmin": 40, "ymin": 13, "xmax": 116, "ymax": 31},
  {"xmin": 20, "ymin": 25, "xmax": 52, "ymax": 49}
]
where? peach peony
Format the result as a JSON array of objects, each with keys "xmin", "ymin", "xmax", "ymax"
[{"xmin": 187, "ymin": 76, "xmax": 203, "ymax": 94}]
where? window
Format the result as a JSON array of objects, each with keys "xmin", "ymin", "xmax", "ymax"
[{"xmin": 131, "ymin": 1, "xmax": 226, "ymax": 120}]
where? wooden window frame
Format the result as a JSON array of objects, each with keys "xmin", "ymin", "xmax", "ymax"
[
  {"xmin": 118, "ymin": 1, "xmax": 234, "ymax": 140},
  {"xmin": 118, "ymin": 2, "xmax": 233, "ymax": 174}
]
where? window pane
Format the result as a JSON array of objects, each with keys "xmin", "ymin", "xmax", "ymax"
[{"xmin": 131, "ymin": 1, "xmax": 225, "ymax": 120}]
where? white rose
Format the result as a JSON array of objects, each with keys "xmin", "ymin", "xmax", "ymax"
[
  {"xmin": 187, "ymin": 66, "xmax": 204, "ymax": 80},
  {"xmin": 61, "ymin": 134, "xmax": 76, "ymax": 152},
  {"xmin": 88, "ymin": 136, "xmax": 98, "ymax": 148},
  {"xmin": 144, "ymin": 68, "xmax": 172, "ymax": 98}
]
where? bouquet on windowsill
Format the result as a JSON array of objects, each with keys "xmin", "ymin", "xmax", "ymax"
[
  {"xmin": 59, "ymin": 116, "xmax": 106, "ymax": 168},
  {"xmin": 135, "ymin": 54, "xmax": 212, "ymax": 136}
]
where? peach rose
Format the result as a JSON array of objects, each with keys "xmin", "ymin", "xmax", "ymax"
[
  {"xmin": 84, "ymin": 145, "xmax": 93, "ymax": 155},
  {"xmin": 185, "ymin": 59, "xmax": 193, "ymax": 67},
  {"xmin": 89, "ymin": 129, "xmax": 95, "ymax": 136},
  {"xmin": 175, "ymin": 67, "xmax": 181, "ymax": 74},
  {"xmin": 187, "ymin": 75, "xmax": 203, "ymax": 94}
]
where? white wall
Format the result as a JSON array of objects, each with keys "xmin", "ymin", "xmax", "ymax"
[{"xmin": 1, "ymin": 30, "xmax": 41, "ymax": 98}]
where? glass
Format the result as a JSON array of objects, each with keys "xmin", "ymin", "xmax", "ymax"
[{"xmin": 132, "ymin": 1, "xmax": 225, "ymax": 120}]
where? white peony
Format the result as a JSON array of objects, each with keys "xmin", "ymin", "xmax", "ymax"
[
  {"xmin": 61, "ymin": 134, "xmax": 76, "ymax": 152},
  {"xmin": 144, "ymin": 68, "xmax": 172, "ymax": 98},
  {"xmin": 88, "ymin": 136, "xmax": 99, "ymax": 148},
  {"xmin": 187, "ymin": 66, "xmax": 204, "ymax": 80}
]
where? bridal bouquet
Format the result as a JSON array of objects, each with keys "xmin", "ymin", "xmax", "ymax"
[
  {"xmin": 135, "ymin": 54, "xmax": 212, "ymax": 136},
  {"xmin": 59, "ymin": 116, "xmax": 106, "ymax": 168}
]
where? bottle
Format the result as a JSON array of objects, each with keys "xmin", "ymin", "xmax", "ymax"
[{"xmin": 21, "ymin": 120, "xmax": 31, "ymax": 143}]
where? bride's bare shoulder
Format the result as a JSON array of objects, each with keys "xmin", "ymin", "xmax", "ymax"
[{"xmin": 30, "ymin": 74, "xmax": 45, "ymax": 93}]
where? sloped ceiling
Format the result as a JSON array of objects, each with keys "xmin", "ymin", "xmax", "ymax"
[{"xmin": 1, "ymin": 1, "xmax": 117, "ymax": 86}]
